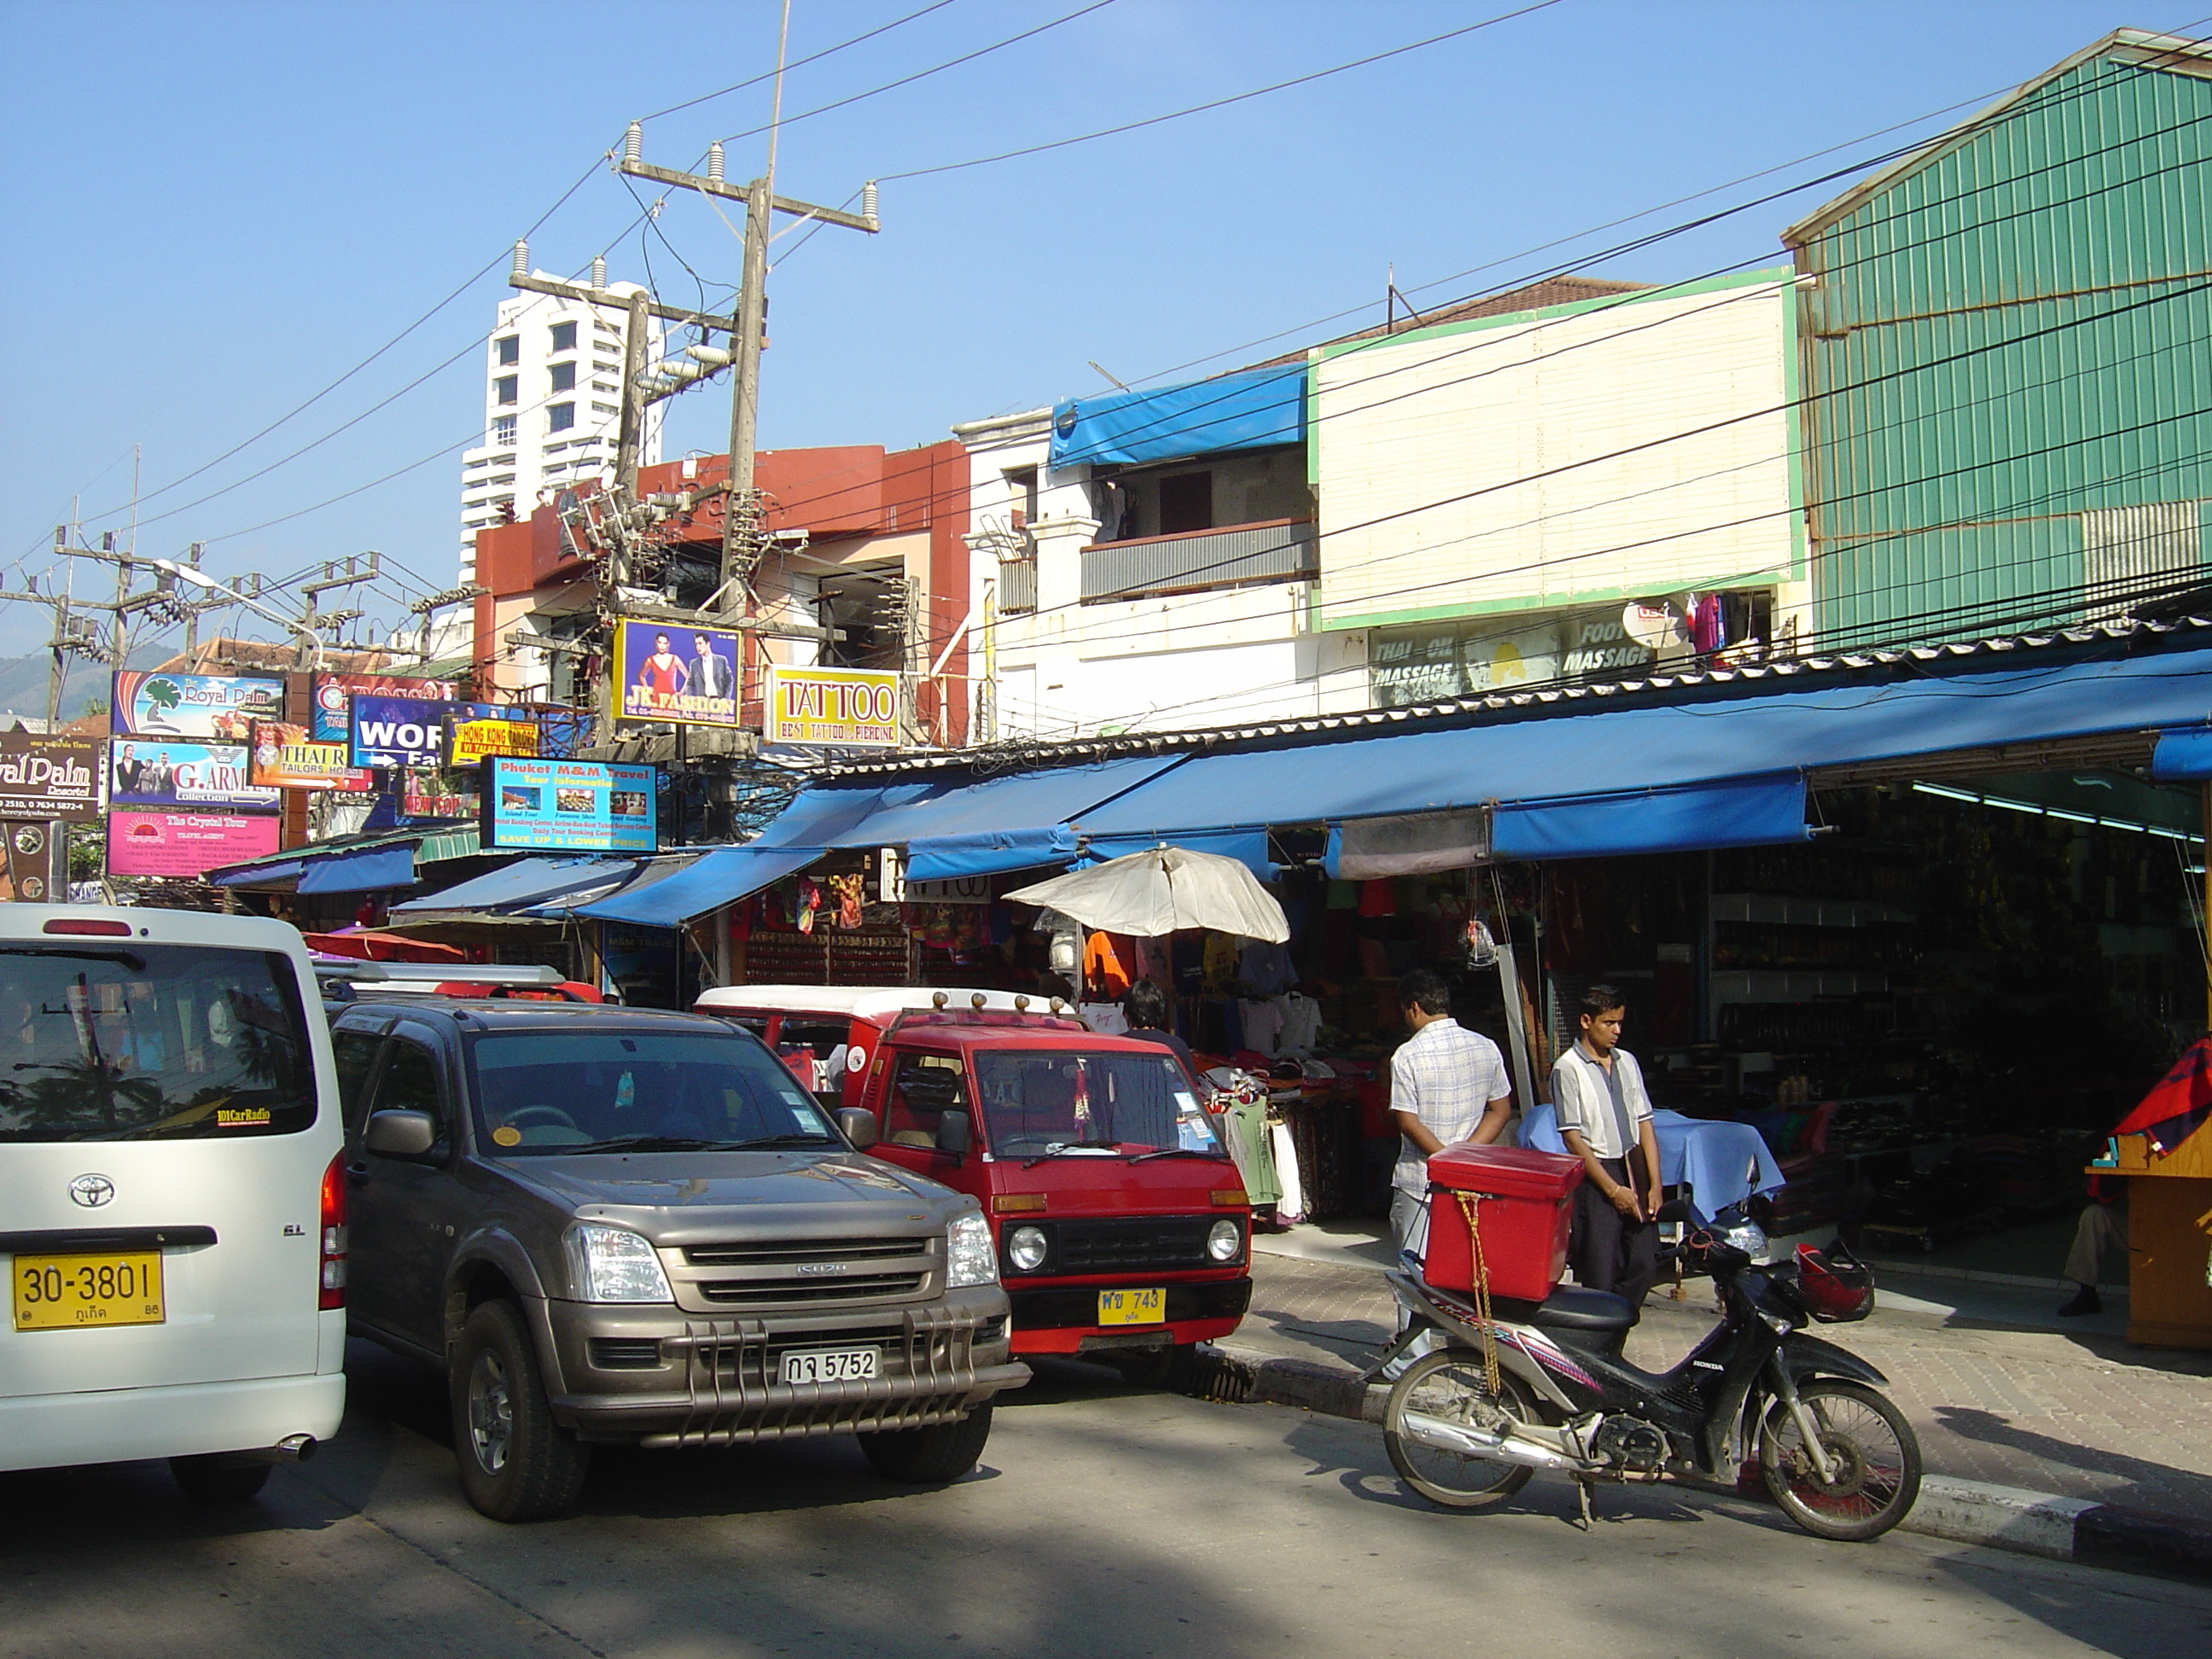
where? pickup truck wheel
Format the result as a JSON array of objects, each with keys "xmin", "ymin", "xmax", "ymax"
[
  {"xmin": 451, "ymin": 1299, "xmax": 589, "ymax": 1522},
  {"xmin": 859, "ymin": 1404, "xmax": 993, "ymax": 1484},
  {"xmin": 169, "ymin": 1455, "xmax": 271, "ymax": 1503}
]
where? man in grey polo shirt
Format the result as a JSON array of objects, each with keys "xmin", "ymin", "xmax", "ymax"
[
  {"xmin": 1551, "ymin": 982, "xmax": 1663, "ymax": 1313},
  {"xmin": 1388, "ymin": 969, "xmax": 1513, "ymax": 1257}
]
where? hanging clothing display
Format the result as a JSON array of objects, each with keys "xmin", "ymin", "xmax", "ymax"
[
  {"xmin": 1084, "ymin": 931, "xmax": 1137, "ymax": 998},
  {"xmin": 1270, "ymin": 1118, "xmax": 1307, "ymax": 1225},
  {"xmin": 1238, "ymin": 998, "xmax": 1285, "ymax": 1058},
  {"xmin": 1277, "ymin": 992, "xmax": 1322, "ymax": 1057},
  {"xmin": 1211, "ymin": 1092, "xmax": 1282, "ymax": 1206}
]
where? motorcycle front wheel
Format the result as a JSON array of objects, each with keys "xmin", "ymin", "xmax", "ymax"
[
  {"xmin": 1383, "ymin": 1349, "xmax": 1539, "ymax": 1510},
  {"xmin": 1758, "ymin": 1379, "xmax": 1922, "ymax": 1541}
]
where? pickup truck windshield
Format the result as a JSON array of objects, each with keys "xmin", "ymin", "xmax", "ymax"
[
  {"xmin": 470, "ymin": 1030, "xmax": 836, "ymax": 1155},
  {"xmin": 972, "ymin": 1050, "xmax": 1223, "ymax": 1157},
  {"xmin": 0, "ymin": 943, "xmax": 314, "ymax": 1143}
]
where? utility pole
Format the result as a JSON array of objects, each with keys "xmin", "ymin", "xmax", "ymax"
[
  {"xmin": 297, "ymin": 553, "xmax": 383, "ymax": 668},
  {"xmin": 616, "ymin": 123, "xmax": 878, "ymax": 608}
]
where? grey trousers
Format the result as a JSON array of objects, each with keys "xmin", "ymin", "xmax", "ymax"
[{"xmin": 2064, "ymin": 1200, "xmax": 2127, "ymax": 1287}]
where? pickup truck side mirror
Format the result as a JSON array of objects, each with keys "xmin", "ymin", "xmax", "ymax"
[
  {"xmin": 364, "ymin": 1109, "xmax": 436, "ymax": 1158},
  {"xmin": 835, "ymin": 1107, "xmax": 879, "ymax": 1150},
  {"xmin": 937, "ymin": 1109, "xmax": 972, "ymax": 1157}
]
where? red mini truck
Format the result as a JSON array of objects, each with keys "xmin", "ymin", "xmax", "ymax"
[{"xmin": 694, "ymin": 987, "xmax": 1252, "ymax": 1372}]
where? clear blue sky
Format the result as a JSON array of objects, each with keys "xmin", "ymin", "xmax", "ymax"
[{"xmin": 0, "ymin": 0, "xmax": 2186, "ymax": 657}]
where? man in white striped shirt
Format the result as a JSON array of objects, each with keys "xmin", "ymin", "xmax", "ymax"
[
  {"xmin": 1551, "ymin": 982, "xmax": 1663, "ymax": 1313},
  {"xmin": 1388, "ymin": 969, "xmax": 1513, "ymax": 1256}
]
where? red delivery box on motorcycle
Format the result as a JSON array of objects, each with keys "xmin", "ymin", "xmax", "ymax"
[{"xmin": 1424, "ymin": 1144, "xmax": 1583, "ymax": 1302}]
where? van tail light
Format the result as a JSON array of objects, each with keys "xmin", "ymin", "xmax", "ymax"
[{"xmin": 318, "ymin": 1151, "xmax": 347, "ymax": 1310}]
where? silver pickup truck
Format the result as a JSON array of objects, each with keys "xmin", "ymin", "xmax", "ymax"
[{"xmin": 325, "ymin": 994, "xmax": 1028, "ymax": 1522}]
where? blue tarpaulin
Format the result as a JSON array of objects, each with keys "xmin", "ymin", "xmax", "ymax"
[
  {"xmin": 573, "ymin": 845, "xmax": 820, "ymax": 928},
  {"xmin": 297, "ymin": 843, "xmax": 416, "ymax": 894},
  {"xmin": 748, "ymin": 782, "xmax": 936, "ymax": 849},
  {"xmin": 392, "ymin": 856, "xmax": 639, "ymax": 916},
  {"xmin": 1048, "ymin": 364, "xmax": 1307, "ymax": 470},
  {"xmin": 211, "ymin": 859, "xmax": 304, "ymax": 888},
  {"xmin": 1082, "ymin": 829, "xmax": 1274, "ymax": 876},
  {"xmin": 2151, "ymin": 726, "xmax": 2212, "ymax": 778},
  {"xmin": 1076, "ymin": 647, "xmax": 2212, "ymax": 857},
  {"xmin": 1491, "ymin": 776, "xmax": 1807, "ymax": 859}
]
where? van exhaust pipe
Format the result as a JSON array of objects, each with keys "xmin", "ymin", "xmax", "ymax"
[{"xmin": 275, "ymin": 1434, "xmax": 317, "ymax": 1463}]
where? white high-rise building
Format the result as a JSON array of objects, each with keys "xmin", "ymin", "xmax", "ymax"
[{"xmin": 457, "ymin": 266, "xmax": 665, "ymax": 580}]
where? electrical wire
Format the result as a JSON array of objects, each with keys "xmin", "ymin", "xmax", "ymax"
[
  {"xmin": 877, "ymin": 0, "xmax": 1567, "ymax": 180},
  {"xmin": 637, "ymin": 0, "xmax": 967, "ymax": 123},
  {"xmin": 714, "ymin": 0, "xmax": 1123, "ymax": 146}
]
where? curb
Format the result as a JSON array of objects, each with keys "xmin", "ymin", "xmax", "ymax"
[{"xmin": 1214, "ymin": 1347, "xmax": 2212, "ymax": 1583}]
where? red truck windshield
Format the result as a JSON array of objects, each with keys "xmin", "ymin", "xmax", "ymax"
[{"xmin": 969, "ymin": 1050, "xmax": 1224, "ymax": 1159}]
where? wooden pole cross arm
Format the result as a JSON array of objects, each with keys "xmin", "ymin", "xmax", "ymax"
[
  {"xmin": 507, "ymin": 272, "xmax": 734, "ymax": 335},
  {"xmin": 616, "ymin": 160, "xmax": 878, "ymax": 233}
]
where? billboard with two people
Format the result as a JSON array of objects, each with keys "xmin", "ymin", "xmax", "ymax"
[{"xmin": 616, "ymin": 619, "xmax": 739, "ymax": 727}]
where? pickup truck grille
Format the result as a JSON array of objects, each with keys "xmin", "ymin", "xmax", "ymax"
[
  {"xmin": 698, "ymin": 1272, "xmax": 927, "ymax": 1307},
  {"xmin": 1054, "ymin": 1216, "xmax": 1214, "ymax": 1272},
  {"xmin": 683, "ymin": 1237, "xmax": 923, "ymax": 1266},
  {"xmin": 668, "ymin": 1234, "xmax": 937, "ymax": 1314}
]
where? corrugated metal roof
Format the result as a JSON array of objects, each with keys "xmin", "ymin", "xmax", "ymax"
[{"xmin": 824, "ymin": 611, "xmax": 2212, "ymax": 779}]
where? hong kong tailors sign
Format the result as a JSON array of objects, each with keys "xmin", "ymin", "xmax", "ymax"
[
  {"xmin": 764, "ymin": 666, "xmax": 901, "ymax": 748},
  {"xmin": 614, "ymin": 619, "xmax": 741, "ymax": 727},
  {"xmin": 0, "ymin": 732, "xmax": 101, "ymax": 820}
]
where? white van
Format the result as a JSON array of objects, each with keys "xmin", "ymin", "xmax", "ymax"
[{"xmin": 0, "ymin": 905, "xmax": 346, "ymax": 1499}]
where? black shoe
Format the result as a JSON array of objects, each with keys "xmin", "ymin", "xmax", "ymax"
[{"xmin": 2057, "ymin": 1284, "xmax": 2102, "ymax": 1317}]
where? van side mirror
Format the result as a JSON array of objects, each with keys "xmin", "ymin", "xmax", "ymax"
[
  {"xmin": 835, "ymin": 1107, "xmax": 879, "ymax": 1150},
  {"xmin": 365, "ymin": 1109, "xmax": 436, "ymax": 1158},
  {"xmin": 937, "ymin": 1109, "xmax": 972, "ymax": 1157}
]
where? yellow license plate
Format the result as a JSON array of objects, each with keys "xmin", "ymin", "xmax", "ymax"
[
  {"xmin": 1097, "ymin": 1287, "xmax": 1166, "ymax": 1326},
  {"xmin": 12, "ymin": 1252, "xmax": 166, "ymax": 1331}
]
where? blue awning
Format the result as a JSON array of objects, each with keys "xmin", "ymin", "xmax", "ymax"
[
  {"xmin": 1049, "ymin": 364, "xmax": 1307, "ymax": 470},
  {"xmin": 2151, "ymin": 727, "xmax": 2212, "ymax": 779},
  {"xmin": 1077, "ymin": 647, "xmax": 2212, "ymax": 858},
  {"xmin": 392, "ymin": 856, "xmax": 639, "ymax": 916},
  {"xmin": 748, "ymin": 782, "xmax": 936, "ymax": 849},
  {"xmin": 1083, "ymin": 829, "xmax": 1275, "ymax": 876},
  {"xmin": 573, "ymin": 845, "xmax": 819, "ymax": 928},
  {"xmin": 1493, "ymin": 777, "xmax": 1807, "ymax": 860},
  {"xmin": 862, "ymin": 757, "xmax": 1185, "ymax": 879},
  {"xmin": 297, "ymin": 843, "xmax": 417, "ymax": 894},
  {"xmin": 211, "ymin": 859, "xmax": 304, "ymax": 888}
]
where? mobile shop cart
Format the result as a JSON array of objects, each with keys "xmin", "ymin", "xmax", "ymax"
[{"xmin": 694, "ymin": 986, "xmax": 1254, "ymax": 1370}]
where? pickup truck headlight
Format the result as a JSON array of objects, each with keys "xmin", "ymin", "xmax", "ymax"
[
  {"xmin": 564, "ymin": 1224, "xmax": 673, "ymax": 1304},
  {"xmin": 946, "ymin": 1212, "xmax": 998, "ymax": 1289}
]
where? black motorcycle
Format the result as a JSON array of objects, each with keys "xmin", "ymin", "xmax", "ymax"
[{"xmin": 1377, "ymin": 1201, "xmax": 1922, "ymax": 1540}]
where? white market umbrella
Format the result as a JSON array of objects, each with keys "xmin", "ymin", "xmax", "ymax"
[{"xmin": 1004, "ymin": 845, "xmax": 1289, "ymax": 942}]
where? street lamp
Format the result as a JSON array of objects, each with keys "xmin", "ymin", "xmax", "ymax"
[{"xmin": 154, "ymin": 560, "xmax": 324, "ymax": 671}]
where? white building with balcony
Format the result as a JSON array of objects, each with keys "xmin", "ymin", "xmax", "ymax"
[
  {"xmin": 955, "ymin": 273, "xmax": 1811, "ymax": 744},
  {"xmin": 457, "ymin": 266, "xmax": 664, "ymax": 583}
]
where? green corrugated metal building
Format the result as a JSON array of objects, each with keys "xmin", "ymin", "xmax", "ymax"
[{"xmin": 1784, "ymin": 28, "xmax": 2212, "ymax": 648}]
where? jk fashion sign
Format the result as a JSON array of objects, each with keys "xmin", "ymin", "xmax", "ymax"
[
  {"xmin": 112, "ymin": 671, "xmax": 283, "ymax": 740},
  {"xmin": 0, "ymin": 732, "xmax": 101, "ymax": 821},
  {"xmin": 482, "ymin": 757, "xmax": 656, "ymax": 853},
  {"xmin": 614, "ymin": 619, "xmax": 741, "ymax": 727},
  {"xmin": 763, "ymin": 665, "xmax": 901, "ymax": 748}
]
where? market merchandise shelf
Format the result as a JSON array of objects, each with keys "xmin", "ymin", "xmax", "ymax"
[{"xmin": 1710, "ymin": 893, "xmax": 1915, "ymax": 928}]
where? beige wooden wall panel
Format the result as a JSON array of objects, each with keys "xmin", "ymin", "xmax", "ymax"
[{"xmin": 1313, "ymin": 281, "xmax": 1796, "ymax": 627}]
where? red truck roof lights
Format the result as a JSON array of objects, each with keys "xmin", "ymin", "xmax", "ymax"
[{"xmin": 891, "ymin": 1010, "xmax": 1088, "ymax": 1033}]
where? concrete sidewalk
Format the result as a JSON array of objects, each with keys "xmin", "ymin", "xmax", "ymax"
[{"xmin": 1229, "ymin": 1233, "xmax": 2212, "ymax": 1520}]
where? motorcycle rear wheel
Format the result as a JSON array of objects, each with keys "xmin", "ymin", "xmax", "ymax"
[
  {"xmin": 1383, "ymin": 1349, "xmax": 1539, "ymax": 1510},
  {"xmin": 1758, "ymin": 1379, "xmax": 1922, "ymax": 1541}
]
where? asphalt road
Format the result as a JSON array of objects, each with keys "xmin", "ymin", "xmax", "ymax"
[{"xmin": 3, "ymin": 1340, "xmax": 2209, "ymax": 1659}]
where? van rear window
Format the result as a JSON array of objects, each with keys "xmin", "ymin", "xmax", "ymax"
[{"xmin": 0, "ymin": 943, "xmax": 316, "ymax": 1143}]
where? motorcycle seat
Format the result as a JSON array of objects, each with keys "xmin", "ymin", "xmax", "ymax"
[{"xmin": 1492, "ymin": 1285, "xmax": 1638, "ymax": 1333}]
